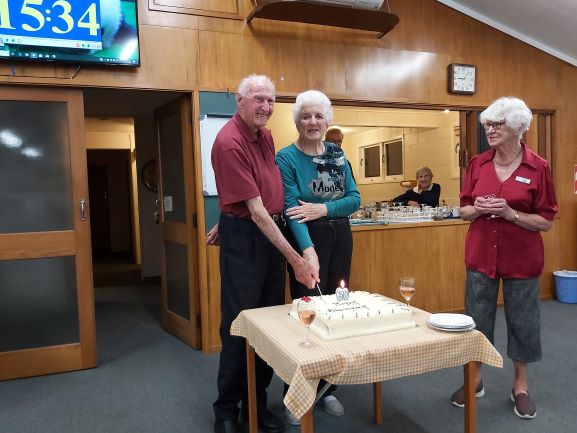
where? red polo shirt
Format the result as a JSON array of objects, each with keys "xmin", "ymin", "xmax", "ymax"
[
  {"xmin": 460, "ymin": 143, "xmax": 557, "ymax": 278},
  {"xmin": 211, "ymin": 113, "xmax": 284, "ymax": 218}
]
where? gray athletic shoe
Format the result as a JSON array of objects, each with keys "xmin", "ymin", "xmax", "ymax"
[{"xmin": 320, "ymin": 395, "xmax": 344, "ymax": 416}]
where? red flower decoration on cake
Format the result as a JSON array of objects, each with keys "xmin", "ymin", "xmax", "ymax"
[{"xmin": 300, "ymin": 296, "xmax": 312, "ymax": 302}]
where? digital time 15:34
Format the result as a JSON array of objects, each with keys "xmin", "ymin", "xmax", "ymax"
[{"xmin": 0, "ymin": 0, "xmax": 102, "ymax": 41}]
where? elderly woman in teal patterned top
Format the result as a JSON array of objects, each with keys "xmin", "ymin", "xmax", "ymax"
[{"xmin": 276, "ymin": 90, "xmax": 360, "ymax": 426}]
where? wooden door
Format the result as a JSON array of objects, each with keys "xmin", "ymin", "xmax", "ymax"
[
  {"xmin": 155, "ymin": 96, "xmax": 201, "ymax": 348},
  {"xmin": 0, "ymin": 87, "xmax": 96, "ymax": 380}
]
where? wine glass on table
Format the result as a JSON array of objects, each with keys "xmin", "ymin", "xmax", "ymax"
[
  {"xmin": 399, "ymin": 277, "xmax": 416, "ymax": 308},
  {"xmin": 297, "ymin": 297, "xmax": 316, "ymax": 348},
  {"xmin": 484, "ymin": 194, "xmax": 499, "ymax": 218}
]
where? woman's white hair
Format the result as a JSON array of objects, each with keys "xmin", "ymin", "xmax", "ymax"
[
  {"xmin": 416, "ymin": 166, "xmax": 433, "ymax": 178},
  {"xmin": 292, "ymin": 90, "xmax": 333, "ymax": 124},
  {"xmin": 479, "ymin": 96, "xmax": 532, "ymax": 139},
  {"xmin": 237, "ymin": 74, "xmax": 275, "ymax": 98}
]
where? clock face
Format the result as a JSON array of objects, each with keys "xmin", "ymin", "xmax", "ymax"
[{"xmin": 449, "ymin": 64, "xmax": 476, "ymax": 94}]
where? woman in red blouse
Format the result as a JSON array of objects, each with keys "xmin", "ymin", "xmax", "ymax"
[{"xmin": 451, "ymin": 97, "xmax": 557, "ymax": 419}]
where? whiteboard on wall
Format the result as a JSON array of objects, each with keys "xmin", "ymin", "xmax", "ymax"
[{"xmin": 200, "ymin": 115, "xmax": 231, "ymax": 196}]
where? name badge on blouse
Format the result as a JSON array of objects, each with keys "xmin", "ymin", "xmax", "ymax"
[
  {"xmin": 515, "ymin": 176, "xmax": 531, "ymax": 184},
  {"xmin": 313, "ymin": 157, "xmax": 325, "ymax": 164}
]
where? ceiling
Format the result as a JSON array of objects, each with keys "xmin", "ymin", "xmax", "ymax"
[{"xmin": 436, "ymin": 0, "xmax": 577, "ymax": 67}]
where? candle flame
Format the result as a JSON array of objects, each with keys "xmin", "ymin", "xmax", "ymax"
[{"xmin": 340, "ymin": 280, "xmax": 345, "ymax": 288}]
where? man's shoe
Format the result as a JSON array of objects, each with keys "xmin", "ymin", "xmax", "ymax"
[
  {"xmin": 511, "ymin": 390, "xmax": 536, "ymax": 419},
  {"xmin": 450, "ymin": 381, "xmax": 485, "ymax": 408},
  {"xmin": 214, "ymin": 419, "xmax": 242, "ymax": 433},
  {"xmin": 240, "ymin": 408, "xmax": 285, "ymax": 433},
  {"xmin": 320, "ymin": 395, "xmax": 344, "ymax": 416},
  {"xmin": 285, "ymin": 407, "xmax": 300, "ymax": 426}
]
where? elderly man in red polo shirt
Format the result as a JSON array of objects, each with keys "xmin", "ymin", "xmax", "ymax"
[{"xmin": 208, "ymin": 74, "xmax": 319, "ymax": 433}]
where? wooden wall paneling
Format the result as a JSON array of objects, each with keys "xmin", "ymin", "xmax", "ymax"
[
  {"xmin": 0, "ymin": 26, "xmax": 199, "ymax": 91},
  {"xmin": 181, "ymin": 94, "xmax": 202, "ymax": 348},
  {"xmin": 125, "ymin": 26, "xmax": 199, "ymax": 90},
  {"xmin": 139, "ymin": 1, "xmax": 200, "ymax": 27},
  {"xmin": 207, "ymin": 247, "xmax": 222, "ymax": 352},
  {"xmin": 275, "ymin": 40, "xmax": 347, "ymax": 97},
  {"xmin": 192, "ymin": 91, "xmax": 213, "ymax": 352},
  {"xmin": 148, "ymin": 0, "xmax": 240, "ymax": 18},
  {"xmin": 198, "ymin": 31, "xmax": 281, "ymax": 91},
  {"xmin": 345, "ymin": 46, "xmax": 442, "ymax": 102},
  {"xmin": 350, "ymin": 222, "xmax": 469, "ymax": 313}
]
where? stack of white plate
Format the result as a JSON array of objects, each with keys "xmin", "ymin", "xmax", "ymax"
[{"xmin": 427, "ymin": 313, "xmax": 476, "ymax": 332}]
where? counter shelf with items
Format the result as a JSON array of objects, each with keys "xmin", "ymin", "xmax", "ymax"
[{"xmin": 350, "ymin": 203, "xmax": 459, "ymax": 225}]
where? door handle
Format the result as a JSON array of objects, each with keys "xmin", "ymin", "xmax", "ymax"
[{"xmin": 80, "ymin": 199, "xmax": 87, "ymax": 221}]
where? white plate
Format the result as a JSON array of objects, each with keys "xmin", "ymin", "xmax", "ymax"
[
  {"xmin": 427, "ymin": 313, "xmax": 475, "ymax": 329},
  {"xmin": 427, "ymin": 322, "xmax": 476, "ymax": 332}
]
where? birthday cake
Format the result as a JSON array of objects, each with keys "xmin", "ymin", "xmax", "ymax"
[{"xmin": 290, "ymin": 291, "xmax": 415, "ymax": 340}]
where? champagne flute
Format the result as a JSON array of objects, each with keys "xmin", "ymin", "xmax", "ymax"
[
  {"xmin": 399, "ymin": 277, "xmax": 416, "ymax": 308},
  {"xmin": 484, "ymin": 194, "xmax": 499, "ymax": 218},
  {"xmin": 297, "ymin": 298, "xmax": 316, "ymax": 348}
]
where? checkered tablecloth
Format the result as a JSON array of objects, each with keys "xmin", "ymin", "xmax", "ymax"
[{"xmin": 231, "ymin": 302, "xmax": 503, "ymax": 419}]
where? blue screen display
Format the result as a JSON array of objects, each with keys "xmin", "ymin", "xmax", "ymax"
[{"xmin": 0, "ymin": 0, "xmax": 140, "ymax": 66}]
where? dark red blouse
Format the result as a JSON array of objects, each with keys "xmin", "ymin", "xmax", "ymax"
[
  {"xmin": 211, "ymin": 113, "xmax": 284, "ymax": 218},
  {"xmin": 460, "ymin": 143, "xmax": 557, "ymax": 278}
]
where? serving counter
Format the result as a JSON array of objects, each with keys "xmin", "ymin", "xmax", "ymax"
[{"xmin": 350, "ymin": 219, "xmax": 470, "ymax": 313}]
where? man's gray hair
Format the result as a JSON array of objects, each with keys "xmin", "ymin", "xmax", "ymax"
[
  {"xmin": 237, "ymin": 74, "xmax": 275, "ymax": 98},
  {"xmin": 293, "ymin": 90, "xmax": 333, "ymax": 124},
  {"xmin": 479, "ymin": 96, "xmax": 532, "ymax": 139}
]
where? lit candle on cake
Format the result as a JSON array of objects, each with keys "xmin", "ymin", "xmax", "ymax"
[{"xmin": 336, "ymin": 279, "xmax": 349, "ymax": 301}]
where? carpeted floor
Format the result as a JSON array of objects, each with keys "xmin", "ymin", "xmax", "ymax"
[{"xmin": 1, "ymin": 261, "xmax": 576, "ymax": 433}]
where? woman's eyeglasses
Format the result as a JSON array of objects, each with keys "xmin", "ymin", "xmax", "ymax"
[{"xmin": 483, "ymin": 121, "xmax": 506, "ymax": 131}]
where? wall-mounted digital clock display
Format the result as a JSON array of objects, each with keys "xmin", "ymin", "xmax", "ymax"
[
  {"xmin": 0, "ymin": 0, "xmax": 103, "ymax": 48},
  {"xmin": 0, "ymin": 0, "xmax": 140, "ymax": 67}
]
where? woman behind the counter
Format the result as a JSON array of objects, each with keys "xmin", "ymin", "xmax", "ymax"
[
  {"xmin": 392, "ymin": 166, "xmax": 441, "ymax": 207},
  {"xmin": 276, "ymin": 90, "xmax": 360, "ymax": 425}
]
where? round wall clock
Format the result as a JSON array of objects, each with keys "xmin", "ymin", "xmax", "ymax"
[{"xmin": 140, "ymin": 159, "xmax": 158, "ymax": 192}]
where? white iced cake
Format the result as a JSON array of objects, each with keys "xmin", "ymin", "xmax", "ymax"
[{"xmin": 290, "ymin": 291, "xmax": 415, "ymax": 340}]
